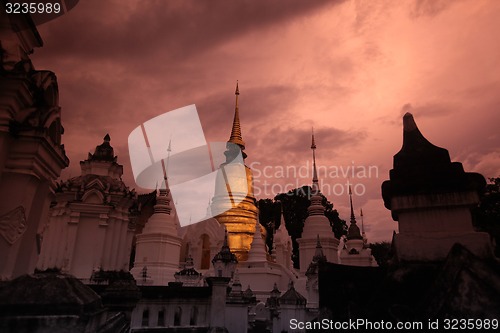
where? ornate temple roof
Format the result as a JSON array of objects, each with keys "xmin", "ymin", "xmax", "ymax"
[
  {"xmin": 174, "ymin": 255, "xmax": 201, "ymax": 277},
  {"xmin": 279, "ymin": 281, "xmax": 306, "ymax": 305},
  {"xmin": 306, "ymin": 236, "xmax": 327, "ymax": 276},
  {"xmin": 243, "ymin": 285, "xmax": 255, "ymax": 300},
  {"xmin": 212, "ymin": 231, "xmax": 238, "ymax": 264}
]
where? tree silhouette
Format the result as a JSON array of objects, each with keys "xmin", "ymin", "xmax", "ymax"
[
  {"xmin": 473, "ymin": 176, "xmax": 500, "ymax": 257},
  {"xmin": 369, "ymin": 241, "xmax": 392, "ymax": 268},
  {"xmin": 258, "ymin": 185, "xmax": 347, "ymax": 268}
]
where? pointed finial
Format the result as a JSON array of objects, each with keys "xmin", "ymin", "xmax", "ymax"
[
  {"xmin": 311, "ymin": 128, "xmax": 319, "ymax": 192},
  {"xmin": 271, "ymin": 282, "xmax": 280, "ymax": 295},
  {"xmin": 311, "ymin": 128, "xmax": 316, "ymax": 150},
  {"xmin": 228, "ymin": 81, "xmax": 246, "ymax": 151},
  {"xmin": 162, "ymin": 139, "xmax": 172, "ymax": 181},
  {"xmin": 346, "ymin": 187, "xmax": 363, "ymax": 240},
  {"xmin": 312, "ymin": 234, "xmax": 326, "ymax": 262},
  {"xmin": 104, "ymin": 133, "xmax": 110, "ymax": 142},
  {"xmin": 349, "ymin": 185, "xmax": 356, "ymax": 224}
]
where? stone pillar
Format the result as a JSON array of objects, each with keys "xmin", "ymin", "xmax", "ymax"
[{"xmin": 206, "ymin": 276, "xmax": 230, "ymax": 329}]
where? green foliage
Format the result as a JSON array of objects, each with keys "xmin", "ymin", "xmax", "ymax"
[{"xmin": 258, "ymin": 185, "xmax": 347, "ymax": 268}]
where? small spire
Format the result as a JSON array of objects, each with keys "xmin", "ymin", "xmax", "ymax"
[
  {"xmin": 349, "ymin": 185, "xmax": 356, "ymax": 224},
  {"xmin": 280, "ymin": 202, "xmax": 286, "ymax": 230},
  {"xmin": 228, "ymin": 81, "xmax": 246, "ymax": 150},
  {"xmin": 104, "ymin": 134, "xmax": 110, "ymax": 142},
  {"xmin": 347, "ymin": 187, "xmax": 363, "ymax": 240},
  {"xmin": 270, "ymin": 282, "xmax": 281, "ymax": 298},
  {"xmin": 247, "ymin": 218, "xmax": 267, "ymax": 262},
  {"xmin": 312, "ymin": 235, "xmax": 326, "ymax": 262},
  {"xmin": 311, "ymin": 128, "xmax": 319, "ymax": 193},
  {"xmin": 162, "ymin": 139, "xmax": 172, "ymax": 181}
]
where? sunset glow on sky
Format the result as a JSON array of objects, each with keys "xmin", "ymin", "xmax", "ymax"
[{"xmin": 32, "ymin": 0, "xmax": 500, "ymax": 242}]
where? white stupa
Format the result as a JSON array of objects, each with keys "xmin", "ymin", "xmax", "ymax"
[
  {"xmin": 131, "ymin": 178, "xmax": 182, "ymax": 285},
  {"xmin": 297, "ymin": 131, "xmax": 340, "ymax": 273}
]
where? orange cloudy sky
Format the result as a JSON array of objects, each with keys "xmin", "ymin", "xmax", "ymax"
[{"xmin": 32, "ymin": 0, "xmax": 500, "ymax": 242}]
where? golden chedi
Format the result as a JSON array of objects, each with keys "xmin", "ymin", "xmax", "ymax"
[{"xmin": 211, "ymin": 82, "xmax": 259, "ymax": 261}]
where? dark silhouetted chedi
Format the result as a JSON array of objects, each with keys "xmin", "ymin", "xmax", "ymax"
[{"xmin": 382, "ymin": 112, "xmax": 492, "ymax": 262}]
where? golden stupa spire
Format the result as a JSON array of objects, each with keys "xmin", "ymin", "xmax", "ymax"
[{"xmin": 228, "ymin": 81, "xmax": 246, "ymax": 150}]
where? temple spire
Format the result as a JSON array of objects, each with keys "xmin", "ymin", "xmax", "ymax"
[
  {"xmin": 228, "ymin": 81, "xmax": 246, "ymax": 150},
  {"xmin": 347, "ymin": 186, "xmax": 363, "ymax": 240},
  {"xmin": 349, "ymin": 185, "xmax": 356, "ymax": 224},
  {"xmin": 311, "ymin": 128, "xmax": 319, "ymax": 193},
  {"xmin": 161, "ymin": 139, "xmax": 172, "ymax": 183},
  {"xmin": 247, "ymin": 219, "xmax": 267, "ymax": 262},
  {"xmin": 313, "ymin": 235, "xmax": 325, "ymax": 261}
]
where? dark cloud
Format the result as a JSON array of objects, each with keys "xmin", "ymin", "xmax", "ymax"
[
  {"xmin": 276, "ymin": 126, "xmax": 366, "ymax": 155},
  {"xmin": 409, "ymin": 0, "xmax": 458, "ymax": 18},
  {"xmin": 399, "ymin": 102, "xmax": 452, "ymax": 119},
  {"xmin": 36, "ymin": 0, "xmax": 341, "ymax": 65}
]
